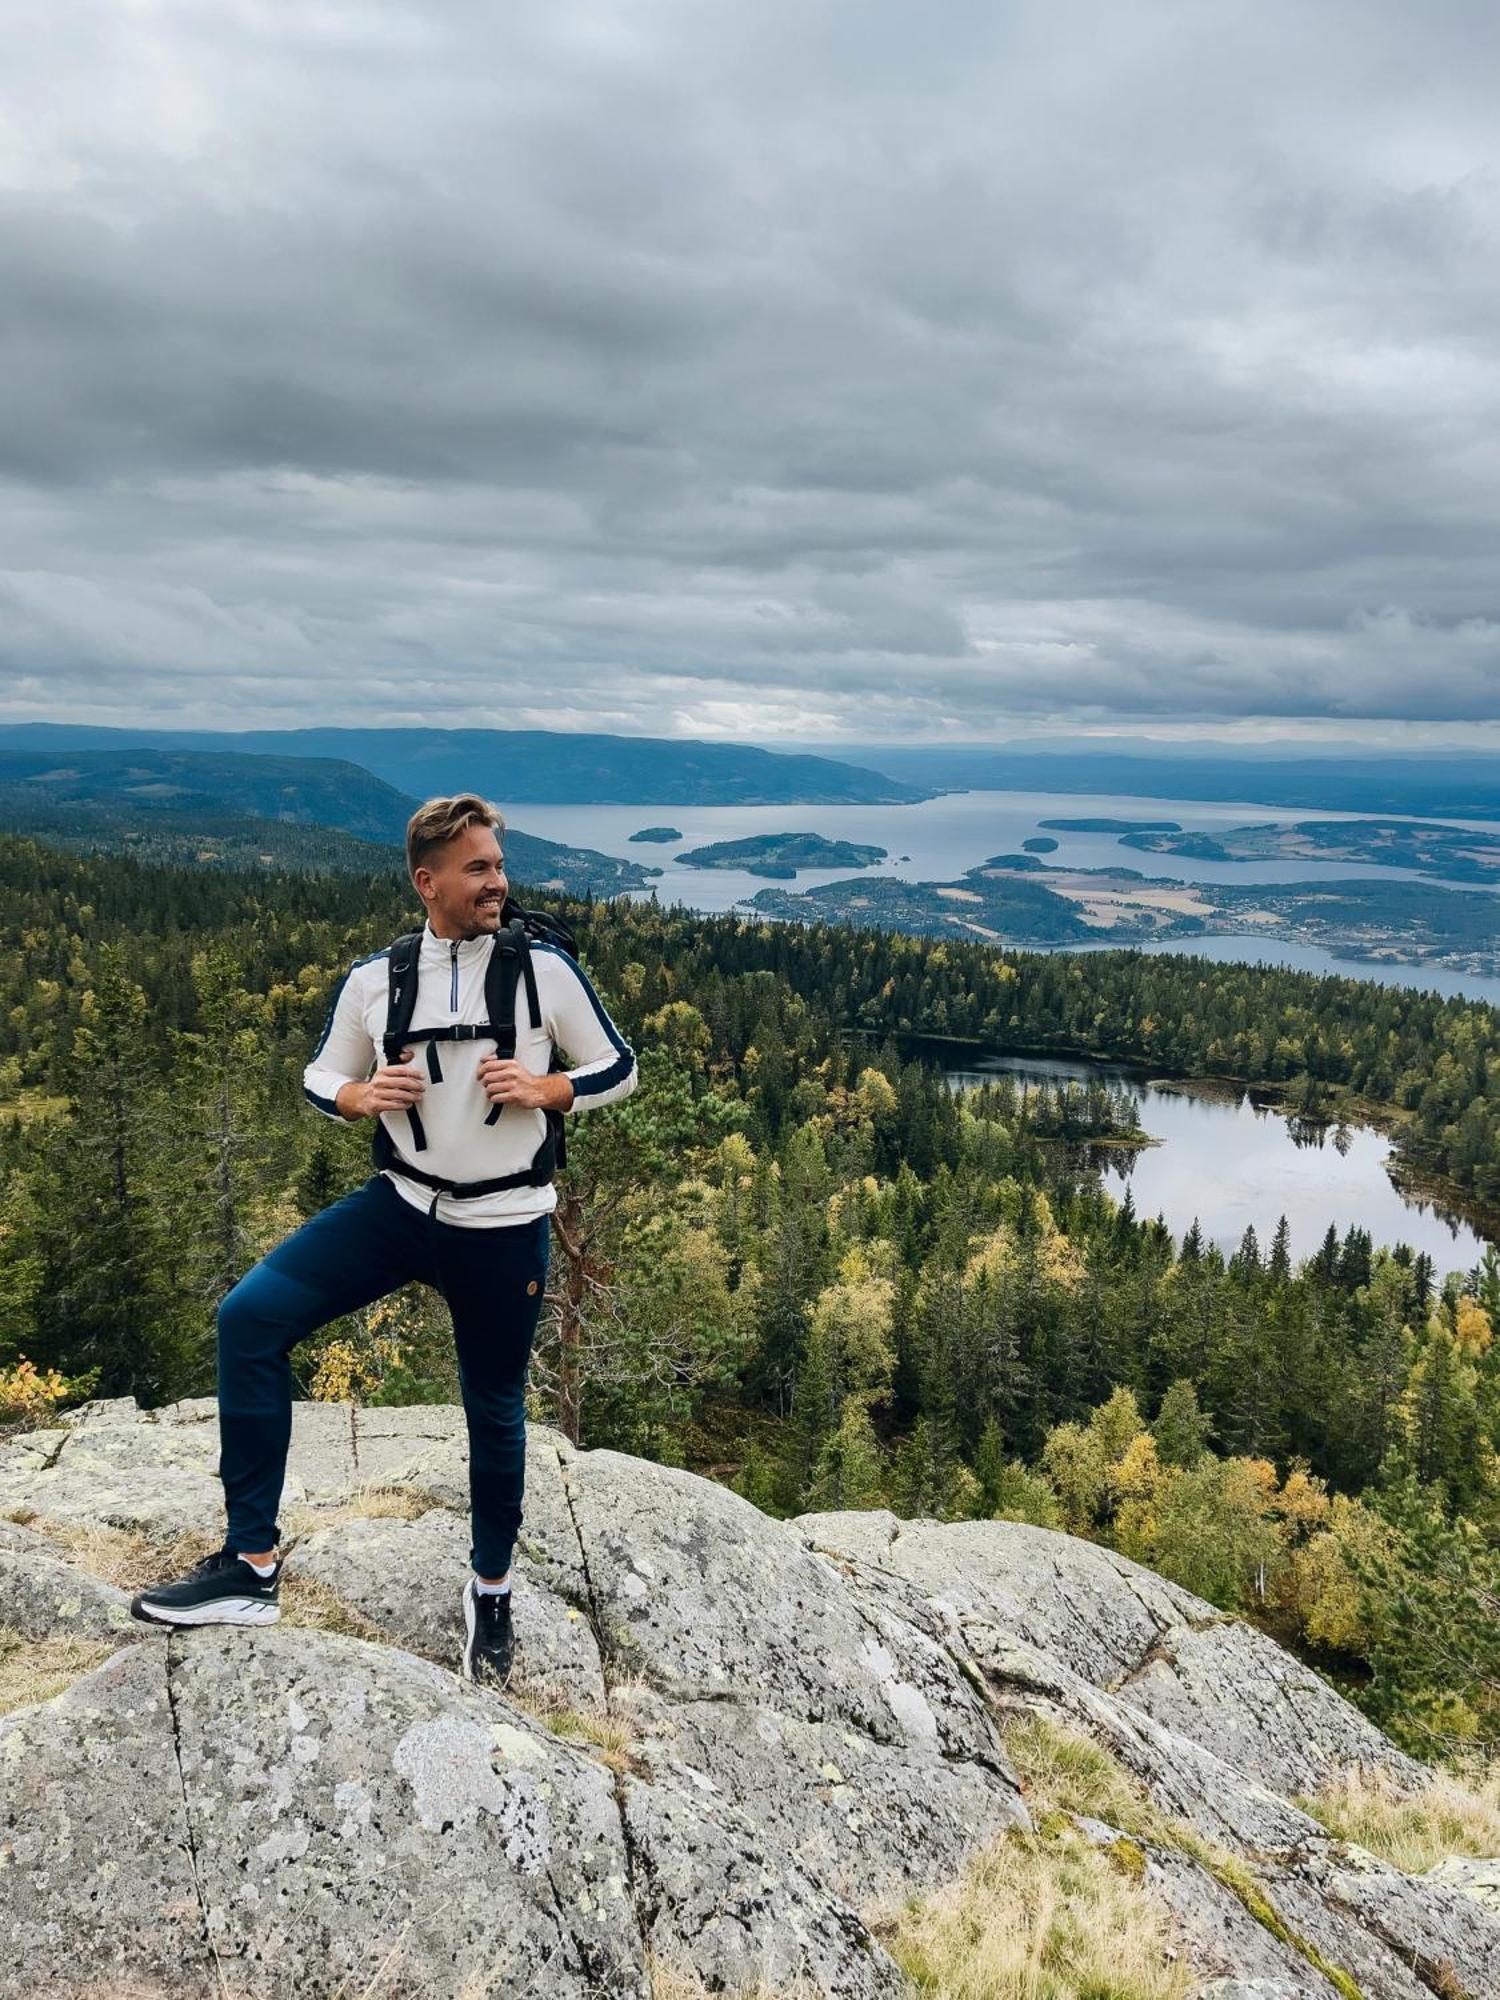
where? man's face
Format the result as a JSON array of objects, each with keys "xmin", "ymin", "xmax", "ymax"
[{"xmin": 415, "ymin": 822, "xmax": 509, "ymax": 937}]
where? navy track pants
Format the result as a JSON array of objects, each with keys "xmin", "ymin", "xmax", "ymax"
[{"xmin": 215, "ymin": 1172, "xmax": 550, "ymax": 1575}]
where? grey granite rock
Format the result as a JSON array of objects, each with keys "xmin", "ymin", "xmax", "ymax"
[
  {"xmin": 1429, "ymin": 1854, "xmax": 1500, "ymax": 1914},
  {"xmin": 559, "ymin": 1443, "xmax": 1029, "ymax": 1902},
  {"xmin": 57, "ymin": 1395, "xmax": 145, "ymax": 1429},
  {"xmin": 1137, "ymin": 1843, "xmax": 1344, "ymax": 1996},
  {"xmin": 795, "ymin": 1509, "xmax": 1419, "ymax": 1796},
  {"xmin": 0, "ymin": 1425, "xmax": 223, "ymax": 1540},
  {"xmin": 0, "ymin": 1641, "xmax": 216, "ymax": 1997},
  {"xmin": 795, "ymin": 1508, "xmax": 1210, "ymax": 1686},
  {"xmin": 167, "ymin": 1624, "xmax": 645, "ymax": 1998},
  {"xmin": 0, "ymin": 1543, "xmax": 137, "ymax": 1641},
  {"xmin": 1114, "ymin": 1616, "xmax": 1422, "ymax": 1799},
  {"xmin": 631, "ymin": 1689, "xmax": 1021, "ymax": 1905},
  {"xmin": 567, "ymin": 1450, "xmax": 1006, "ymax": 1761},
  {"xmin": 620, "ymin": 1771, "xmax": 908, "ymax": 1997},
  {"xmin": 347, "ymin": 1399, "xmax": 465, "ymax": 1484},
  {"xmin": 1315, "ymin": 1845, "xmax": 1500, "ymax": 1996},
  {"xmin": 1195, "ymin": 1985, "xmax": 1316, "ymax": 1999},
  {"xmin": 291, "ymin": 1510, "xmax": 605, "ymax": 1703},
  {"xmin": 4, "ymin": 1399, "xmax": 1498, "ymax": 2000}
]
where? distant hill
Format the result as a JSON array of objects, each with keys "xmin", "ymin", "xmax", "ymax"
[
  {"xmin": 0, "ymin": 749, "xmax": 658, "ymax": 893},
  {"xmin": 0, "ymin": 746, "xmax": 415, "ymax": 841},
  {"xmin": 0, "ymin": 723, "xmax": 929, "ymax": 806},
  {"xmin": 834, "ymin": 745, "xmax": 1500, "ymax": 821}
]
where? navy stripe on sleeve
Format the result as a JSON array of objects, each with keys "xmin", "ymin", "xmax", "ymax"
[
  {"xmin": 308, "ymin": 945, "xmax": 389, "ymax": 1063},
  {"xmin": 532, "ymin": 943, "xmax": 636, "ymax": 1099}
]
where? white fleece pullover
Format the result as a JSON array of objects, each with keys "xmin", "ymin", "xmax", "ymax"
[{"xmin": 302, "ymin": 918, "xmax": 638, "ymax": 1227}]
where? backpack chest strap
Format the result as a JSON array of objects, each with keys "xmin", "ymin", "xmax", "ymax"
[
  {"xmin": 377, "ymin": 918, "xmax": 542, "ymax": 1154},
  {"xmin": 381, "ymin": 1018, "xmax": 524, "ymax": 1124},
  {"xmin": 381, "ymin": 1019, "xmax": 508, "ymax": 1063}
]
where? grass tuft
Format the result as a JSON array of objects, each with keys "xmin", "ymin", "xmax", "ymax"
[
  {"xmin": 1000, "ymin": 1712, "xmax": 1369, "ymax": 2000},
  {"xmin": 1295, "ymin": 1760, "xmax": 1500, "ymax": 1874},
  {"xmin": 879, "ymin": 1820, "xmax": 1193, "ymax": 2000},
  {"xmin": 1003, "ymin": 1711, "xmax": 1151, "ymax": 1832},
  {"xmin": 277, "ymin": 1573, "xmax": 389, "ymax": 1644},
  {"xmin": 0, "ymin": 1625, "xmax": 125, "ymax": 1714},
  {"xmin": 506, "ymin": 1674, "xmax": 654, "ymax": 1777},
  {"xmin": 14, "ymin": 1516, "xmax": 217, "ymax": 1592},
  {"xmin": 282, "ymin": 1484, "xmax": 437, "ymax": 1536}
]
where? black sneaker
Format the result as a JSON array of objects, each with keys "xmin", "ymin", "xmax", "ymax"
[
  {"xmin": 461, "ymin": 1577, "xmax": 515, "ymax": 1688},
  {"xmin": 130, "ymin": 1545, "xmax": 282, "ymax": 1628}
]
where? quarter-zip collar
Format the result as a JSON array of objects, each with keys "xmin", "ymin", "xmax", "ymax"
[
  {"xmin": 420, "ymin": 919, "xmax": 492, "ymax": 1011},
  {"xmin": 419, "ymin": 918, "xmax": 491, "ymax": 967}
]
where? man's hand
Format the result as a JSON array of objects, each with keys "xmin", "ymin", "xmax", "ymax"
[
  {"xmin": 336, "ymin": 1050, "xmax": 426, "ymax": 1119},
  {"xmin": 476, "ymin": 1059, "xmax": 575, "ymax": 1113}
]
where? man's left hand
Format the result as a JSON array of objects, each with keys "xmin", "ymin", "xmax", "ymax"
[{"xmin": 476, "ymin": 1059, "xmax": 575, "ymax": 1112}]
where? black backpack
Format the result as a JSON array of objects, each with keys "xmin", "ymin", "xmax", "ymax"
[{"xmin": 369, "ymin": 896, "xmax": 577, "ymax": 1198}]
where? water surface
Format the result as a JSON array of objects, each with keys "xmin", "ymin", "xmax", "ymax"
[
  {"xmin": 515, "ymin": 791, "xmax": 1500, "ymax": 1005},
  {"xmin": 948, "ymin": 1053, "xmax": 1486, "ymax": 1274}
]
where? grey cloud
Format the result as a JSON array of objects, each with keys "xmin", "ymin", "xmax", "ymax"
[{"xmin": 2, "ymin": 0, "xmax": 1500, "ymax": 734}]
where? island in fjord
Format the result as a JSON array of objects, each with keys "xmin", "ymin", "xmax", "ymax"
[
  {"xmin": 628, "ymin": 824, "xmax": 683, "ymax": 843},
  {"xmin": 675, "ymin": 830, "xmax": 888, "ymax": 878},
  {"xmin": 1038, "ymin": 816, "xmax": 1184, "ymax": 834}
]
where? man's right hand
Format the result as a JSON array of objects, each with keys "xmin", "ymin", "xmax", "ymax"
[{"xmin": 336, "ymin": 1050, "xmax": 426, "ymax": 1119}]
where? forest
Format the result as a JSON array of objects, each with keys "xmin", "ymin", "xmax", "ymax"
[{"xmin": 0, "ymin": 829, "xmax": 1497, "ymax": 1761}]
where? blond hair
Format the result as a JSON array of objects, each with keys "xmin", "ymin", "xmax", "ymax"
[{"xmin": 404, "ymin": 793, "xmax": 506, "ymax": 882}]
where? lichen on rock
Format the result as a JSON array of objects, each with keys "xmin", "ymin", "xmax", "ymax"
[{"xmin": 0, "ymin": 1396, "xmax": 1495, "ymax": 2000}]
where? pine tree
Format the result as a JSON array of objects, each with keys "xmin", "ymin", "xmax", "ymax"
[
  {"xmin": 1269, "ymin": 1215, "xmax": 1292, "ymax": 1287},
  {"xmin": 1152, "ymin": 1378, "xmax": 1212, "ymax": 1468},
  {"xmin": 30, "ymin": 945, "xmax": 192, "ymax": 1399}
]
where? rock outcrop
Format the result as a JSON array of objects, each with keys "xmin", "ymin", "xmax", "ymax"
[{"xmin": 0, "ymin": 1397, "xmax": 1493, "ymax": 1999}]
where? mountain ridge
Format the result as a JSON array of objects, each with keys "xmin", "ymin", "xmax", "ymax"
[{"xmin": 0, "ymin": 723, "xmax": 929, "ymax": 807}]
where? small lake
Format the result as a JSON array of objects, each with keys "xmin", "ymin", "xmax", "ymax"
[{"xmin": 946, "ymin": 1052, "xmax": 1488, "ymax": 1275}]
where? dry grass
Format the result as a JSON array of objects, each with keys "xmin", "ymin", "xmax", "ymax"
[
  {"xmin": 646, "ymin": 1952, "xmax": 823, "ymax": 2000},
  {"xmin": 277, "ymin": 1573, "xmax": 389, "ymax": 1645},
  {"xmin": 506, "ymin": 1671, "xmax": 654, "ymax": 1777},
  {"xmin": 281, "ymin": 1483, "xmax": 437, "ymax": 1537},
  {"xmin": 855, "ymin": 1713, "xmax": 1195, "ymax": 1999},
  {"xmin": 8, "ymin": 1515, "xmax": 218, "ymax": 1592},
  {"xmin": 539, "ymin": 1704, "xmax": 643, "ymax": 1775},
  {"xmin": 879, "ymin": 1822, "xmax": 1192, "ymax": 2000},
  {"xmin": 0, "ymin": 1625, "xmax": 124, "ymax": 1715},
  {"xmin": 1296, "ymin": 1759, "xmax": 1500, "ymax": 1874},
  {"xmin": 1003, "ymin": 1711, "xmax": 1151, "ymax": 1832},
  {"xmin": 997, "ymin": 1715, "xmax": 1365, "ymax": 2000}
]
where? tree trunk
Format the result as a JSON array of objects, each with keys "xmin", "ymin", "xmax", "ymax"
[{"xmin": 553, "ymin": 1186, "xmax": 587, "ymax": 1445}]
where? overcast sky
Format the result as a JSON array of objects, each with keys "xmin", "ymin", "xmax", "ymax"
[{"xmin": 3, "ymin": 0, "xmax": 1500, "ymax": 745}]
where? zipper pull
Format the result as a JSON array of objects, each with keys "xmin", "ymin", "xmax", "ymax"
[{"xmin": 450, "ymin": 939, "xmax": 458, "ymax": 1011}]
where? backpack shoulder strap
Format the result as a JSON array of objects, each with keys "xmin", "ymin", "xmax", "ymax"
[
  {"xmin": 372, "ymin": 930, "xmax": 428, "ymax": 1154},
  {"xmin": 483, "ymin": 921, "xmax": 523, "ymax": 1045},
  {"xmin": 482, "ymin": 919, "xmax": 534, "ymax": 1128},
  {"xmin": 382, "ymin": 931, "xmax": 424, "ymax": 1062}
]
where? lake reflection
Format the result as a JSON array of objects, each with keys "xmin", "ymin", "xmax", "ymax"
[{"xmin": 947, "ymin": 1053, "xmax": 1487, "ymax": 1275}]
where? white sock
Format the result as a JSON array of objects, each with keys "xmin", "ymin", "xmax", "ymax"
[
  {"xmin": 473, "ymin": 1575, "xmax": 510, "ymax": 1596},
  {"xmin": 239, "ymin": 1555, "xmax": 277, "ymax": 1577}
]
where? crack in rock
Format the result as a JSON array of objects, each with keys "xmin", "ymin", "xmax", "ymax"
[
  {"xmin": 164, "ymin": 1632, "xmax": 229, "ymax": 2000},
  {"xmin": 552, "ymin": 1438, "xmax": 655, "ymax": 1972}
]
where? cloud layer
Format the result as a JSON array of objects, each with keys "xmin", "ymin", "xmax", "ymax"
[{"xmin": 3, "ymin": 0, "xmax": 1500, "ymax": 736}]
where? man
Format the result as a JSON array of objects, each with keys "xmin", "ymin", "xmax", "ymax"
[{"xmin": 131, "ymin": 794, "xmax": 638, "ymax": 1687}]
